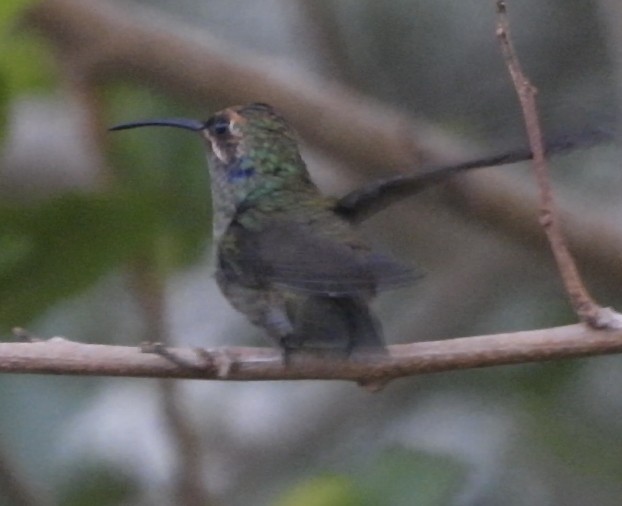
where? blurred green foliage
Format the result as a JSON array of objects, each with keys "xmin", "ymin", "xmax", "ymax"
[
  {"xmin": 0, "ymin": 192, "xmax": 157, "ymax": 326},
  {"xmin": 0, "ymin": 83, "xmax": 213, "ymax": 330},
  {"xmin": 106, "ymin": 86, "xmax": 213, "ymax": 269},
  {"xmin": 0, "ymin": 0, "xmax": 54, "ymax": 136},
  {"xmin": 275, "ymin": 475, "xmax": 363, "ymax": 506},
  {"xmin": 57, "ymin": 462, "xmax": 139, "ymax": 506},
  {"xmin": 276, "ymin": 448, "xmax": 464, "ymax": 506}
]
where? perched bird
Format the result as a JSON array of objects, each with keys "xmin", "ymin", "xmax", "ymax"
[
  {"xmin": 111, "ymin": 103, "xmax": 418, "ymax": 355},
  {"xmin": 111, "ymin": 103, "xmax": 609, "ymax": 356}
]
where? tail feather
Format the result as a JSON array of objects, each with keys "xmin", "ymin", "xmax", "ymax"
[{"xmin": 291, "ymin": 295, "xmax": 384, "ymax": 351}]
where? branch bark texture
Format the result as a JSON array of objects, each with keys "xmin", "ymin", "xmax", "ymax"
[{"xmin": 2, "ymin": 324, "xmax": 622, "ymax": 385}]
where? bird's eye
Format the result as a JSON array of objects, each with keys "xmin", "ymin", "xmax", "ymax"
[{"xmin": 212, "ymin": 119, "xmax": 230, "ymax": 136}]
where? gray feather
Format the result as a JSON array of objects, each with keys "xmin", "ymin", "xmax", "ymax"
[{"xmin": 220, "ymin": 219, "xmax": 420, "ymax": 296}]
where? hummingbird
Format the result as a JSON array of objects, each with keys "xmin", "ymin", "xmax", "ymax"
[
  {"xmin": 111, "ymin": 103, "xmax": 418, "ymax": 354},
  {"xmin": 110, "ymin": 103, "xmax": 611, "ymax": 355}
]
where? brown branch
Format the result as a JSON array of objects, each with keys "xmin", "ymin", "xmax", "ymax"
[
  {"xmin": 494, "ymin": 1, "xmax": 622, "ymax": 329},
  {"xmin": 2, "ymin": 324, "xmax": 622, "ymax": 384},
  {"xmin": 22, "ymin": 0, "xmax": 622, "ymax": 287}
]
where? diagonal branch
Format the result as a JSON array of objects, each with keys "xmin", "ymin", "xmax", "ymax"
[
  {"xmin": 22, "ymin": 0, "xmax": 622, "ymax": 288},
  {"xmin": 2, "ymin": 324, "xmax": 622, "ymax": 385},
  {"xmin": 494, "ymin": 1, "xmax": 622, "ymax": 329}
]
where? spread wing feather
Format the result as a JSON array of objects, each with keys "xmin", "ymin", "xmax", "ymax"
[{"xmin": 220, "ymin": 219, "xmax": 420, "ymax": 295}]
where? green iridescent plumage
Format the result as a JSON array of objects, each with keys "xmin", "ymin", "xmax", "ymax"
[
  {"xmin": 202, "ymin": 103, "xmax": 416, "ymax": 352},
  {"xmin": 112, "ymin": 103, "xmax": 418, "ymax": 354}
]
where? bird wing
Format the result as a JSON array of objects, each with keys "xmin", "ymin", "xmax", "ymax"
[
  {"xmin": 219, "ymin": 218, "xmax": 420, "ymax": 296},
  {"xmin": 335, "ymin": 127, "xmax": 613, "ymax": 224}
]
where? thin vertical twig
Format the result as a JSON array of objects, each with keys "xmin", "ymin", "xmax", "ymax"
[
  {"xmin": 60, "ymin": 43, "xmax": 215, "ymax": 502},
  {"xmin": 295, "ymin": 0, "xmax": 350, "ymax": 82},
  {"xmin": 62, "ymin": 33, "xmax": 216, "ymax": 501},
  {"xmin": 129, "ymin": 259, "xmax": 216, "ymax": 506},
  {"xmin": 66, "ymin": 54, "xmax": 215, "ymax": 502},
  {"xmin": 494, "ymin": 0, "xmax": 622, "ymax": 329},
  {"xmin": 0, "ymin": 444, "xmax": 49, "ymax": 506}
]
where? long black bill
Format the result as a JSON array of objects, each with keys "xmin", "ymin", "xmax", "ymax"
[{"xmin": 109, "ymin": 118, "xmax": 205, "ymax": 132}]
